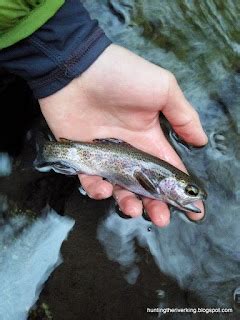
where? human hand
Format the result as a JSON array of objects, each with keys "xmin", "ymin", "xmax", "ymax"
[{"xmin": 39, "ymin": 44, "xmax": 208, "ymax": 227}]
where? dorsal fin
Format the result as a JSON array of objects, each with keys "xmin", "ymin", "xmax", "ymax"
[
  {"xmin": 93, "ymin": 138, "xmax": 132, "ymax": 146},
  {"xmin": 59, "ymin": 138, "xmax": 73, "ymax": 144}
]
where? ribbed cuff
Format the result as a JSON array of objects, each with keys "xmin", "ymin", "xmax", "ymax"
[{"xmin": 29, "ymin": 28, "xmax": 111, "ymax": 99}]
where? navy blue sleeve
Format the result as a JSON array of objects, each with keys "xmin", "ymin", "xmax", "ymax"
[{"xmin": 0, "ymin": 0, "xmax": 111, "ymax": 99}]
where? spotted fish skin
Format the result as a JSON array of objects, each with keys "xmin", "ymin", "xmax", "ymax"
[{"xmin": 34, "ymin": 138, "xmax": 207, "ymax": 213}]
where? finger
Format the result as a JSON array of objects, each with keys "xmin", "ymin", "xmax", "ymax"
[
  {"xmin": 162, "ymin": 74, "xmax": 208, "ymax": 146},
  {"xmin": 113, "ymin": 185, "xmax": 143, "ymax": 217},
  {"xmin": 143, "ymin": 198, "xmax": 170, "ymax": 227},
  {"xmin": 185, "ymin": 200, "xmax": 205, "ymax": 221},
  {"xmin": 79, "ymin": 174, "xmax": 113, "ymax": 199}
]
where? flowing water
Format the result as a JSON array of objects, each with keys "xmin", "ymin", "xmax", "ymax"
[{"xmin": 0, "ymin": 0, "xmax": 240, "ymax": 319}]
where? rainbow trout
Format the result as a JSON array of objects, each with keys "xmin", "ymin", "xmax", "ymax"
[{"xmin": 34, "ymin": 138, "xmax": 207, "ymax": 213}]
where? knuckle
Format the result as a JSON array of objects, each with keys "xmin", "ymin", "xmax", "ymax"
[
  {"xmin": 191, "ymin": 108, "xmax": 200, "ymax": 121},
  {"xmin": 167, "ymin": 71, "xmax": 177, "ymax": 86},
  {"xmin": 183, "ymin": 105, "xmax": 199, "ymax": 124},
  {"xmin": 165, "ymin": 71, "xmax": 178, "ymax": 97},
  {"xmin": 184, "ymin": 111, "xmax": 200, "ymax": 128}
]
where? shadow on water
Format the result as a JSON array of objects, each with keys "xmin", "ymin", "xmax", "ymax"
[
  {"xmin": 0, "ymin": 71, "xmax": 40, "ymax": 155},
  {"xmin": 1, "ymin": 0, "xmax": 240, "ymax": 319}
]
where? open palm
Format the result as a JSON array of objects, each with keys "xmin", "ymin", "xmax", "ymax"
[{"xmin": 39, "ymin": 45, "xmax": 207, "ymax": 227}]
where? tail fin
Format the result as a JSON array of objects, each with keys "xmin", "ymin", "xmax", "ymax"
[
  {"xmin": 16, "ymin": 129, "xmax": 52, "ymax": 171},
  {"xmin": 33, "ymin": 132, "xmax": 53, "ymax": 172}
]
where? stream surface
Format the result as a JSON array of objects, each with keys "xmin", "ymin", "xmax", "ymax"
[{"xmin": 0, "ymin": 1, "xmax": 240, "ymax": 319}]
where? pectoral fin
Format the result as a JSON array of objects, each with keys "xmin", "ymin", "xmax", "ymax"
[{"xmin": 134, "ymin": 170, "xmax": 156, "ymax": 193}]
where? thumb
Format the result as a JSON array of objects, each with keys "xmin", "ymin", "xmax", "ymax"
[{"xmin": 162, "ymin": 74, "xmax": 208, "ymax": 146}]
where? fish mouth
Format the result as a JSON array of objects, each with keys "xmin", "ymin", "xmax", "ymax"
[{"xmin": 175, "ymin": 201, "xmax": 201, "ymax": 213}]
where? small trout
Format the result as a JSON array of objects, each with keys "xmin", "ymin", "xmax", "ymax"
[{"xmin": 34, "ymin": 138, "xmax": 207, "ymax": 213}]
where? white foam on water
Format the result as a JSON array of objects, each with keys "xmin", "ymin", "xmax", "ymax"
[
  {"xmin": 0, "ymin": 153, "xmax": 12, "ymax": 177},
  {"xmin": 0, "ymin": 209, "xmax": 75, "ymax": 320}
]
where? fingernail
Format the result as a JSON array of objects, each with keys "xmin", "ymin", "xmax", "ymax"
[
  {"xmin": 188, "ymin": 212, "xmax": 206, "ymax": 224},
  {"xmin": 96, "ymin": 193, "xmax": 105, "ymax": 199}
]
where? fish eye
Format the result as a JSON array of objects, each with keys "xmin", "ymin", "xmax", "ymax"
[{"xmin": 185, "ymin": 184, "xmax": 199, "ymax": 197}]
